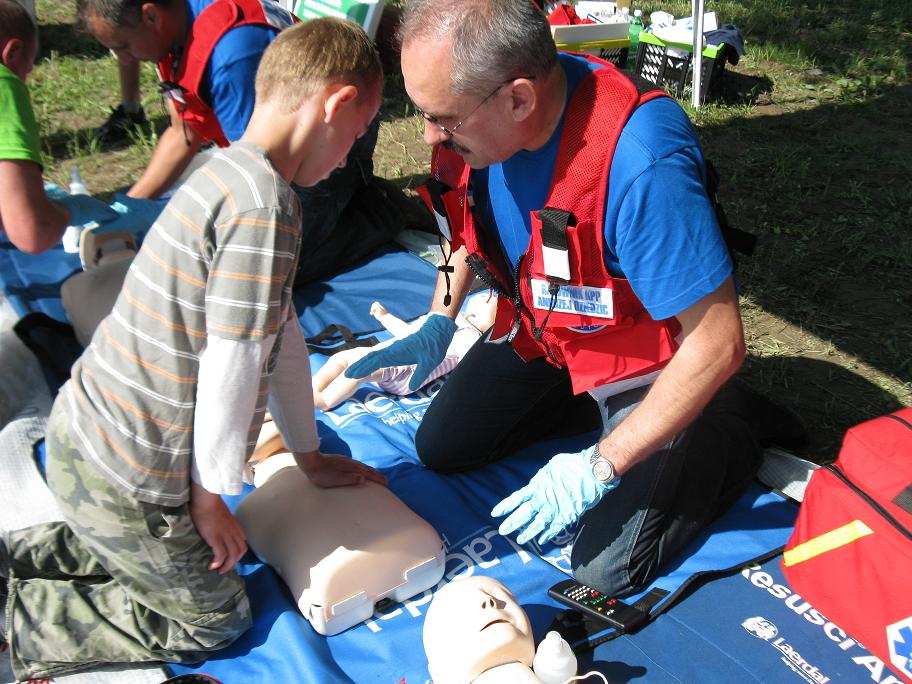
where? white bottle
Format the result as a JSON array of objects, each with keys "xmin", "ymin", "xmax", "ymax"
[
  {"xmin": 68, "ymin": 165, "xmax": 89, "ymax": 196},
  {"xmin": 532, "ymin": 631, "xmax": 577, "ymax": 684},
  {"xmin": 62, "ymin": 165, "xmax": 89, "ymax": 253}
]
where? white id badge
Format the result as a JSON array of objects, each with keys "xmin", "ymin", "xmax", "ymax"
[{"xmin": 531, "ymin": 279, "xmax": 614, "ymax": 319}]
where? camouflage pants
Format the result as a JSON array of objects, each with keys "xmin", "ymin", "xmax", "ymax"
[{"xmin": 3, "ymin": 402, "xmax": 251, "ymax": 681}]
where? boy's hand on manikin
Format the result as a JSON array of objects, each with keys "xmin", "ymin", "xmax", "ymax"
[{"xmin": 294, "ymin": 450, "xmax": 388, "ymax": 488}]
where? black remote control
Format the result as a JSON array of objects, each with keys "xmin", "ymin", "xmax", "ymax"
[{"xmin": 548, "ymin": 579, "xmax": 648, "ymax": 633}]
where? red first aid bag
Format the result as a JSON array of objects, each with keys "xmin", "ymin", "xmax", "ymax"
[{"xmin": 782, "ymin": 408, "xmax": 912, "ymax": 682}]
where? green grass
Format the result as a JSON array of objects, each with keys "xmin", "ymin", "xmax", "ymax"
[{"xmin": 28, "ymin": 0, "xmax": 911, "ymax": 460}]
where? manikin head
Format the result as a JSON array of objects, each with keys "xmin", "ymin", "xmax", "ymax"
[
  {"xmin": 397, "ymin": 0, "xmax": 561, "ymax": 169},
  {"xmin": 424, "ymin": 576, "xmax": 534, "ymax": 683},
  {"xmin": 79, "ymin": 0, "xmax": 185, "ymax": 64},
  {"xmin": 0, "ymin": 0, "xmax": 38, "ymax": 81},
  {"xmin": 249, "ymin": 18, "xmax": 383, "ymax": 187}
]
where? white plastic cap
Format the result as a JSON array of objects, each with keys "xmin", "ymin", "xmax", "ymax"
[
  {"xmin": 532, "ymin": 631, "xmax": 577, "ymax": 684},
  {"xmin": 634, "ymin": 9, "xmax": 642, "ymax": 17}
]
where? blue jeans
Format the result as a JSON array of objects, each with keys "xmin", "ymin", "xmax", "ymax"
[
  {"xmin": 415, "ymin": 337, "xmax": 601, "ymax": 471},
  {"xmin": 571, "ymin": 382, "xmax": 763, "ymax": 597},
  {"xmin": 417, "ymin": 339, "xmax": 763, "ymax": 597}
]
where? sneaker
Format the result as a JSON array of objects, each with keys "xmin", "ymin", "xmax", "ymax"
[{"xmin": 94, "ymin": 104, "xmax": 149, "ymax": 145}]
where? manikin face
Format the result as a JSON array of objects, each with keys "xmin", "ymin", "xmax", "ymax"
[
  {"xmin": 423, "ymin": 576, "xmax": 534, "ymax": 683},
  {"xmin": 400, "ymin": 38, "xmax": 519, "ymax": 170}
]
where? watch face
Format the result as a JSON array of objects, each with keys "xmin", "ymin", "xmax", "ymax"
[{"xmin": 591, "ymin": 457, "xmax": 615, "ymax": 484}]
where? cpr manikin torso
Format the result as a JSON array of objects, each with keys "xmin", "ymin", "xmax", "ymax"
[
  {"xmin": 235, "ymin": 451, "xmax": 445, "ymax": 635},
  {"xmin": 424, "ymin": 576, "xmax": 540, "ymax": 683}
]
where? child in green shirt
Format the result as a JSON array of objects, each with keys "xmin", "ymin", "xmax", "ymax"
[{"xmin": 0, "ymin": 0, "xmax": 98, "ymax": 253}]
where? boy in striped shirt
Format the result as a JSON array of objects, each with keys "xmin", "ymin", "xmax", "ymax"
[{"xmin": 2, "ymin": 18, "xmax": 384, "ymax": 680}]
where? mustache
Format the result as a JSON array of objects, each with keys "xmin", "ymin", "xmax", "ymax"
[{"xmin": 442, "ymin": 139, "xmax": 470, "ymax": 155}]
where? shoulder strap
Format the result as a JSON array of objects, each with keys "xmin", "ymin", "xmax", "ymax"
[
  {"xmin": 548, "ymin": 67, "xmax": 757, "ymax": 262},
  {"xmin": 179, "ymin": 0, "xmax": 241, "ymax": 94}
]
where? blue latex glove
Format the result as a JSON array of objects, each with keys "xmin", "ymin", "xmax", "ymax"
[
  {"xmin": 344, "ymin": 313, "xmax": 457, "ymax": 392},
  {"xmin": 107, "ymin": 193, "xmax": 166, "ymax": 232},
  {"xmin": 44, "ymin": 184, "xmax": 119, "ymax": 227},
  {"xmin": 491, "ymin": 446, "xmax": 621, "ymax": 546},
  {"xmin": 43, "ymin": 182, "xmax": 69, "ymax": 202}
]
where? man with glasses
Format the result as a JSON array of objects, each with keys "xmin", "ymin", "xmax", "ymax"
[{"xmin": 346, "ymin": 0, "xmax": 803, "ymax": 597}]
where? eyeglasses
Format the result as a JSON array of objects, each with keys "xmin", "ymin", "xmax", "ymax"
[{"xmin": 415, "ymin": 77, "xmax": 528, "ymax": 137}]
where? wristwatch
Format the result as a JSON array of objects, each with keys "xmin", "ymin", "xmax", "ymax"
[{"xmin": 589, "ymin": 446, "xmax": 620, "ymax": 489}]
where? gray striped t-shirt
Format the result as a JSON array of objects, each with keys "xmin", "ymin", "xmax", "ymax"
[{"xmin": 65, "ymin": 142, "xmax": 302, "ymax": 505}]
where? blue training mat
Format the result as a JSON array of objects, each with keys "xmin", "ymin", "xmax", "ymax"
[
  {"xmin": 591, "ymin": 554, "xmax": 890, "ymax": 683},
  {"xmin": 0, "ymin": 195, "xmax": 164, "ymax": 321},
  {"xmin": 295, "ymin": 247, "xmax": 438, "ymax": 342},
  {"xmin": 0, "ymin": 240, "xmax": 81, "ymax": 321},
  {"xmin": 169, "ymin": 352, "xmax": 802, "ymax": 684},
  {"xmin": 14, "ymin": 241, "xmax": 882, "ymax": 682}
]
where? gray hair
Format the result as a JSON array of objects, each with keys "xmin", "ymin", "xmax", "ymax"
[
  {"xmin": 397, "ymin": 0, "xmax": 557, "ymax": 95},
  {"xmin": 76, "ymin": 0, "xmax": 172, "ymax": 28}
]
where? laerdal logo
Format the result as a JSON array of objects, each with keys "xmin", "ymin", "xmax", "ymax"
[
  {"xmin": 743, "ymin": 616, "xmax": 779, "ymax": 640},
  {"xmin": 742, "ymin": 615, "xmax": 830, "ymax": 683},
  {"xmin": 741, "ymin": 564, "xmax": 906, "ymax": 683},
  {"xmin": 318, "ymin": 378, "xmax": 445, "ymax": 429}
]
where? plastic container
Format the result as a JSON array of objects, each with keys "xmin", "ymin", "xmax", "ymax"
[
  {"xmin": 62, "ymin": 165, "xmax": 89, "ymax": 252},
  {"xmin": 68, "ymin": 165, "xmax": 89, "ymax": 196},
  {"xmin": 532, "ymin": 631, "xmax": 577, "ymax": 684},
  {"xmin": 550, "ymin": 19, "xmax": 631, "ymax": 67},
  {"xmin": 633, "ymin": 30, "xmax": 728, "ymax": 103},
  {"xmin": 628, "ymin": 9, "xmax": 644, "ymax": 54}
]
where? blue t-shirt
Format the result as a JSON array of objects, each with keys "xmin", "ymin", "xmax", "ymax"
[
  {"xmin": 186, "ymin": 0, "xmax": 279, "ymax": 142},
  {"xmin": 474, "ymin": 53, "xmax": 731, "ymax": 321}
]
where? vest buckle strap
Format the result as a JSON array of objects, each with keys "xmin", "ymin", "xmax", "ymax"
[
  {"xmin": 538, "ymin": 207, "xmax": 573, "ymax": 284},
  {"xmin": 423, "ymin": 179, "xmax": 453, "ymax": 242},
  {"xmin": 158, "ymin": 80, "xmax": 187, "ymax": 106}
]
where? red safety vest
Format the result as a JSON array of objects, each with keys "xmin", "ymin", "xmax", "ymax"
[
  {"xmin": 157, "ymin": 0, "xmax": 296, "ymax": 147},
  {"xmin": 418, "ymin": 56, "xmax": 682, "ymax": 395}
]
